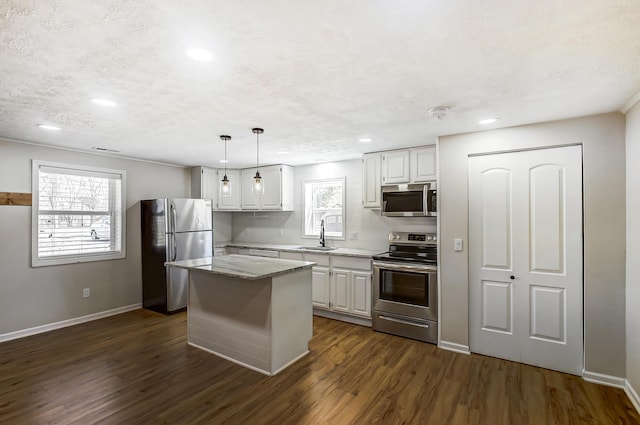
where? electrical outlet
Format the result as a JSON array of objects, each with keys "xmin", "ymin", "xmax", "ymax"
[
  {"xmin": 349, "ymin": 231, "xmax": 358, "ymax": 240},
  {"xmin": 83, "ymin": 288, "xmax": 90, "ymax": 298}
]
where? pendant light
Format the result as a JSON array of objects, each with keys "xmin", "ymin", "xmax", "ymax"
[
  {"xmin": 252, "ymin": 128, "xmax": 264, "ymax": 195},
  {"xmin": 220, "ymin": 135, "xmax": 232, "ymax": 197}
]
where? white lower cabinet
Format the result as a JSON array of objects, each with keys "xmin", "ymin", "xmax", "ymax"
[{"xmin": 305, "ymin": 254, "xmax": 372, "ymax": 319}]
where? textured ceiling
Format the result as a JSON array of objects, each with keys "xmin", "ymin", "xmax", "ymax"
[{"xmin": 1, "ymin": 0, "xmax": 639, "ymax": 168}]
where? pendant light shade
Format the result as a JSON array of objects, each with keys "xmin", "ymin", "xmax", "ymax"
[
  {"xmin": 220, "ymin": 135, "xmax": 232, "ymax": 197},
  {"xmin": 252, "ymin": 128, "xmax": 264, "ymax": 195}
]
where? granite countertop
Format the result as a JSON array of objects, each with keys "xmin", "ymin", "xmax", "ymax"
[
  {"xmin": 215, "ymin": 242, "xmax": 379, "ymax": 258},
  {"xmin": 165, "ymin": 255, "xmax": 316, "ymax": 280}
]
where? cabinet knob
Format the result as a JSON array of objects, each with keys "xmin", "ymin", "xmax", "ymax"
[{"xmin": 510, "ymin": 275, "xmax": 515, "ymax": 280}]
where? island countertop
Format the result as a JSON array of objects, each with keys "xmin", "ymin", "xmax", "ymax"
[{"xmin": 165, "ymin": 254, "xmax": 316, "ymax": 280}]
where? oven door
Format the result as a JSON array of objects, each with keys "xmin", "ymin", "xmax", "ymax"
[{"xmin": 373, "ymin": 261, "xmax": 437, "ymax": 322}]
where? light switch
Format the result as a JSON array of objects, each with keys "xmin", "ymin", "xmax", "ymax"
[{"xmin": 454, "ymin": 239, "xmax": 463, "ymax": 252}]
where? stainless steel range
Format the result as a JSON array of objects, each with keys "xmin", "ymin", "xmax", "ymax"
[{"xmin": 371, "ymin": 231, "xmax": 438, "ymax": 344}]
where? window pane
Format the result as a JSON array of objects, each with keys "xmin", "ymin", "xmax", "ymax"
[
  {"xmin": 37, "ymin": 214, "xmax": 113, "ymax": 257},
  {"xmin": 39, "ymin": 172, "xmax": 110, "ymax": 212},
  {"xmin": 33, "ymin": 160, "xmax": 125, "ymax": 266},
  {"xmin": 304, "ymin": 178, "xmax": 345, "ymax": 239}
]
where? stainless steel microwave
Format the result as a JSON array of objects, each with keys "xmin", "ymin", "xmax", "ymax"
[{"xmin": 381, "ymin": 183, "xmax": 437, "ymax": 217}]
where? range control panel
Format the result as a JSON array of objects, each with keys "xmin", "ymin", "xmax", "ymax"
[{"xmin": 388, "ymin": 231, "xmax": 437, "ymax": 245}]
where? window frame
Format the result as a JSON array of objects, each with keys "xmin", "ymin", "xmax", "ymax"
[
  {"xmin": 302, "ymin": 177, "xmax": 346, "ymax": 241},
  {"xmin": 31, "ymin": 160, "xmax": 127, "ymax": 267}
]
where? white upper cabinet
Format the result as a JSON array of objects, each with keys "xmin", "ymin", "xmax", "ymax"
[
  {"xmin": 217, "ymin": 169, "xmax": 242, "ymax": 210},
  {"xmin": 411, "ymin": 146, "xmax": 437, "ymax": 182},
  {"xmin": 362, "ymin": 153, "xmax": 381, "ymax": 209},
  {"xmin": 382, "ymin": 150, "xmax": 410, "ymax": 184},
  {"xmin": 376, "ymin": 145, "xmax": 437, "ymax": 187},
  {"xmin": 241, "ymin": 165, "xmax": 294, "ymax": 211},
  {"xmin": 191, "ymin": 166, "xmax": 219, "ymax": 209}
]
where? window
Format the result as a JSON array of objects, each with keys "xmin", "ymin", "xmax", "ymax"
[
  {"xmin": 303, "ymin": 178, "xmax": 345, "ymax": 240},
  {"xmin": 32, "ymin": 160, "xmax": 126, "ymax": 266}
]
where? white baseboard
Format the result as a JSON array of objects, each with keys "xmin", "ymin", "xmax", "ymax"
[
  {"xmin": 625, "ymin": 380, "xmax": 640, "ymax": 415},
  {"xmin": 582, "ymin": 370, "xmax": 626, "ymax": 388},
  {"xmin": 439, "ymin": 340, "xmax": 471, "ymax": 355},
  {"xmin": 0, "ymin": 303, "xmax": 141, "ymax": 343},
  {"xmin": 312, "ymin": 309, "xmax": 372, "ymax": 327}
]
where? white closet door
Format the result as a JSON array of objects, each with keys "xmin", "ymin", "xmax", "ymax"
[{"xmin": 469, "ymin": 145, "xmax": 583, "ymax": 375}]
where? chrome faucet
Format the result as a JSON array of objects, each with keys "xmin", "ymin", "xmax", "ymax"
[{"xmin": 319, "ymin": 219, "xmax": 326, "ymax": 247}]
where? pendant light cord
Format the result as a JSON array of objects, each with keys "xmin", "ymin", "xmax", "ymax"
[
  {"xmin": 224, "ymin": 139, "xmax": 227, "ymax": 175},
  {"xmin": 256, "ymin": 132, "xmax": 259, "ymax": 172}
]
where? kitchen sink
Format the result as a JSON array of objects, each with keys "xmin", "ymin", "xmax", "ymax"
[{"xmin": 298, "ymin": 246, "xmax": 337, "ymax": 251}]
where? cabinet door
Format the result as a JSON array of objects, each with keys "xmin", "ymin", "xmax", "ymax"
[
  {"xmin": 351, "ymin": 271, "xmax": 371, "ymax": 317},
  {"xmin": 382, "ymin": 150, "xmax": 410, "ymax": 184},
  {"xmin": 411, "ymin": 146, "xmax": 436, "ymax": 182},
  {"xmin": 202, "ymin": 167, "xmax": 218, "ymax": 205},
  {"xmin": 331, "ymin": 268, "xmax": 351, "ymax": 313},
  {"xmin": 362, "ymin": 153, "xmax": 381, "ymax": 208},
  {"xmin": 190, "ymin": 167, "xmax": 217, "ymax": 208},
  {"xmin": 241, "ymin": 169, "xmax": 259, "ymax": 209},
  {"xmin": 312, "ymin": 266, "xmax": 331, "ymax": 309},
  {"xmin": 259, "ymin": 165, "xmax": 282, "ymax": 210},
  {"xmin": 217, "ymin": 170, "xmax": 241, "ymax": 210}
]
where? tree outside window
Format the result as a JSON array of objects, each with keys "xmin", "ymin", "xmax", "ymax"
[{"xmin": 304, "ymin": 178, "xmax": 345, "ymax": 239}]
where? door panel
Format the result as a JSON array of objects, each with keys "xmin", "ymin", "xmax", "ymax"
[
  {"xmin": 530, "ymin": 285, "xmax": 565, "ymax": 343},
  {"xmin": 311, "ymin": 267, "xmax": 330, "ymax": 308},
  {"xmin": 481, "ymin": 169, "xmax": 512, "ymax": 269},
  {"xmin": 481, "ymin": 280, "xmax": 512, "ymax": 334},
  {"xmin": 332, "ymin": 269, "xmax": 350, "ymax": 313},
  {"xmin": 530, "ymin": 165, "xmax": 564, "ymax": 273},
  {"xmin": 469, "ymin": 145, "xmax": 583, "ymax": 375}
]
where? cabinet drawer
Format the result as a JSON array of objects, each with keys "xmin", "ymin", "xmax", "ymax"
[
  {"xmin": 280, "ymin": 251, "xmax": 304, "ymax": 261},
  {"xmin": 248, "ymin": 249, "xmax": 279, "ymax": 258},
  {"xmin": 331, "ymin": 256, "xmax": 371, "ymax": 271},
  {"xmin": 303, "ymin": 253, "xmax": 331, "ymax": 266}
]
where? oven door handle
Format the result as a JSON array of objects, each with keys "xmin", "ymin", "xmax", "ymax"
[
  {"xmin": 378, "ymin": 315, "xmax": 430, "ymax": 328},
  {"xmin": 373, "ymin": 261, "xmax": 436, "ymax": 273}
]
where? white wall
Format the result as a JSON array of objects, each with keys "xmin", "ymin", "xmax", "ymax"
[
  {"xmin": 439, "ymin": 112, "xmax": 627, "ymax": 378},
  {"xmin": 626, "ymin": 102, "xmax": 640, "ymax": 395},
  {"xmin": 0, "ymin": 139, "xmax": 190, "ymax": 335},
  {"xmin": 231, "ymin": 159, "xmax": 436, "ymax": 251}
]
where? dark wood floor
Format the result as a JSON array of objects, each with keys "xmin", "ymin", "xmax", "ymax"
[{"xmin": 0, "ymin": 310, "xmax": 638, "ymax": 425}]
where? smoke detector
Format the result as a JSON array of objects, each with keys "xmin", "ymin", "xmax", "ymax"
[{"xmin": 429, "ymin": 107, "xmax": 449, "ymax": 120}]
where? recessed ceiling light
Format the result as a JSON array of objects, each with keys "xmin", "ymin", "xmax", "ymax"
[
  {"xmin": 218, "ymin": 159, "xmax": 229, "ymax": 163},
  {"xmin": 187, "ymin": 48, "xmax": 213, "ymax": 62},
  {"xmin": 91, "ymin": 98, "xmax": 117, "ymax": 107},
  {"xmin": 358, "ymin": 138, "xmax": 372, "ymax": 143},
  {"xmin": 478, "ymin": 117, "xmax": 499, "ymax": 125},
  {"xmin": 38, "ymin": 124, "xmax": 61, "ymax": 131},
  {"xmin": 277, "ymin": 150, "xmax": 289, "ymax": 155}
]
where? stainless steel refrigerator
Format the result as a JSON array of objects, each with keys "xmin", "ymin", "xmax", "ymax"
[{"xmin": 141, "ymin": 198, "xmax": 213, "ymax": 314}]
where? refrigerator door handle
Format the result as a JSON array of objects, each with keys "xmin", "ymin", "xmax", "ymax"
[{"xmin": 170, "ymin": 203, "xmax": 177, "ymax": 261}]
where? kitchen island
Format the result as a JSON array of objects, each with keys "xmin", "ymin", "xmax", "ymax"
[{"xmin": 165, "ymin": 255, "xmax": 315, "ymax": 376}]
